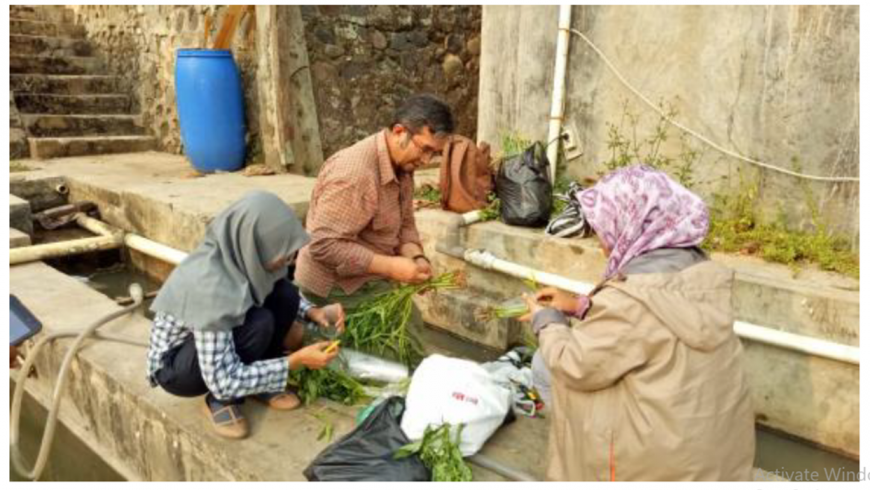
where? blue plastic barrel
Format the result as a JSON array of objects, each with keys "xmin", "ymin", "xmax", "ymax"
[{"xmin": 175, "ymin": 49, "xmax": 246, "ymax": 173}]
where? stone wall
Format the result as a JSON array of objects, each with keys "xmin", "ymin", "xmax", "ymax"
[
  {"xmin": 70, "ymin": 5, "xmax": 263, "ymax": 161},
  {"xmin": 10, "ymin": 90, "xmax": 29, "ymax": 159},
  {"xmin": 479, "ymin": 5, "xmax": 859, "ymax": 245},
  {"xmin": 69, "ymin": 5, "xmax": 482, "ymax": 167},
  {"xmin": 300, "ymin": 5, "xmax": 481, "ymax": 158}
]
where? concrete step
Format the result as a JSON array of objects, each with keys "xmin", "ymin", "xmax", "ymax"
[
  {"xmin": 28, "ymin": 135, "xmax": 157, "ymax": 159},
  {"xmin": 10, "ymin": 5, "xmax": 75, "ymax": 23},
  {"xmin": 11, "ymin": 74, "xmax": 120, "ymax": 95},
  {"xmin": 15, "ymin": 93, "xmax": 132, "ymax": 115},
  {"xmin": 21, "ymin": 114, "xmax": 146, "ymax": 138},
  {"xmin": 10, "ymin": 54, "xmax": 103, "ymax": 75},
  {"xmin": 10, "ymin": 194, "xmax": 34, "ymax": 236},
  {"xmin": 10, "ymin": 127, "xmax": 30, "ymax": 160},
  {"xmin": 9, "ymin": 18, "xmax": 86, "ymax": 38},
  {"xmin": 8, "ymin": 174, "xmax": 68, "ymax": 213},
  {"xmin": 10, "ymin": 228, "xmax": 32, "ymax": 248},
  {"xmin": 11, "ymin": 34, "xmax": 93, "ymax": 57}
]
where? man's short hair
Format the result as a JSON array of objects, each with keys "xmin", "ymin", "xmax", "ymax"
[{"xmin": 392, "ymin": 94, "xmax": 454, "ymax": 137}]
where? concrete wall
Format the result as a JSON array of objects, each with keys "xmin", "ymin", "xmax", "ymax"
[
  {"xmin": 479, "ymin": 5, "xmax": 859, "ymax": 244},
  {"xmin": 301, "ymin": 5, "xmax": 481, "ymax": 158}
]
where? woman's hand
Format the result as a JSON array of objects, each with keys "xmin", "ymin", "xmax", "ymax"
[
  {"xmin": 288, "ymin": 341, "xmax": 339, "ymax": 370},
  {"xmin": 518, "ymin": 293, "xmax": 546, "ymax": 322},
  {"xmin": 534, "ymin": 287, "xmax": 583, "ymax": 315},
  {"xmin": 307, "ymin": 303, "xmax": 346, "ymax": 334}
]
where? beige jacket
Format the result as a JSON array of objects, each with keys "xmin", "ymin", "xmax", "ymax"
[{"xmin": 539, "ymin": 260, "xmax": 755, "ymax": 481}]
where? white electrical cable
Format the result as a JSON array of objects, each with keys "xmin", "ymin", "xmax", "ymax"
[
  {"xmin": 569, "ymin": 28, "xmax": 859, "ymax": 184},
  {"xmin": 10, "ymin": 284, "xmax": 149, "ymax": 481}
]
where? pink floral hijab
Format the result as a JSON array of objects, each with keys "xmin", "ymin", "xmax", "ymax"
[{"xmin": 578, "ymin": 165, "xmax": 710, "ymax": 280}]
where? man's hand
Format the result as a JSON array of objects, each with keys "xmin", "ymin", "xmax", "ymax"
[
  {"xmin": 288, "ymin": 341, "xmax": 339, "ymax": 370},
  {"xmin": 414, "ymin": 256, "xmax": 432, "ymax": 277},
  {"xmin": 307, "ymin": 303, "xmax": 346, "ymax": 333},
  {"xmin": 391, "ymin": 256, "xmax": 431, "ymax": 284}
]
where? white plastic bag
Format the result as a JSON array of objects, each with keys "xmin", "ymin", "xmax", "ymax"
[{"xmin": 400, "ymin": 354, "xmax": 512, "ymax": 456}]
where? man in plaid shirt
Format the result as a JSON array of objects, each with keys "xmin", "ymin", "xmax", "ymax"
[{"xmin": 296, "ymin": 94, "xmax": 455, "ymax": 309}]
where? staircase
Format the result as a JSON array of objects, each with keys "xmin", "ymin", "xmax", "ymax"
[{"xmin": 9, "ymin": 5, "xmax": 156, "ymax": 160}]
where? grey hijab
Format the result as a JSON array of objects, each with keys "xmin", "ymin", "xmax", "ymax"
[{"xmin": 151, "ymin": 191, "xmax": 310, "ymax": 331}]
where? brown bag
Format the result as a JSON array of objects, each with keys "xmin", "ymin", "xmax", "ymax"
[{"xmin": 438, "ymin": 135, "xmax": 494, "ymax": 213}]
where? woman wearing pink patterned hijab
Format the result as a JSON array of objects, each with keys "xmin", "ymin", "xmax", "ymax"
[
  {"xmin": 579, "ymin": 164, "xmax": 711, "ymax": 280},
  {"xmin": 523, "ymin": 165, "xmax": 754, "ymax": 481}
]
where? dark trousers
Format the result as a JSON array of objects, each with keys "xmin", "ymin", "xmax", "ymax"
[{"xmin": 154, "ymin": 279, "xmax": 301, "ymax": 402}]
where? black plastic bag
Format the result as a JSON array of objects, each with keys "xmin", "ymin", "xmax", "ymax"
[
  {"xmin": 303, "ymin": 396, "xmax": 431, "ymax": 481},
  {"xmin": 496, "ymin": 142, "xmax": 552, "ymax": 227}
]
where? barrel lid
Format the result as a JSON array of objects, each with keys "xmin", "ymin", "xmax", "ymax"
[{"xmin": 177, "ymin": 49, "xmax": 233, "ymax": 58}]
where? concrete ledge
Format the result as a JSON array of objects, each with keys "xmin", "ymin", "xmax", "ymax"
[
  {"xmin": 10, "ymin": 55, "xmax": 103, "ymax": 75},
  {"xmin": 12, "ymin": 152, "xmax": 318, "ymax": 252},
  {"xmin": 11, "ymin": 74, "xmax": 121, "ymax": 95},
  {"xmin": 10, "ymin": 194, "xmax": 34, "ymax": 235},
  {"xmin": 9, "ymin": 172, "xmax": 68, "ymax": 213},
  {"xmin": 10, "ymin": 262, "xmax": 551, "ymax": 481},
  {"xmin": 30, "ymin": 135, "xmax": 156, "ymax": 160},
  {"xmin": 415, "ymin": 209, "xmax": 859, "ymax": 348},
  {"xmin": 9, "ymin": 19, "xmax": 86, "ymax": 38},
  {"xmin": 10, "ymin": 227, "xmax": 32, "ymax": 248},
  {"xmin": 10, "ymin": 5, "xmax": 76, "ymax": 24}
]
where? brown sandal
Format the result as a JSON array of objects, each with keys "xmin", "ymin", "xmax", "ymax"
[{"xmin": 255, "ymin": 390, "xmax": 301, "ymax": 411}]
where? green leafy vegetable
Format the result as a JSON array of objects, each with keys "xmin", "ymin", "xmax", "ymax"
[
  {"xmin": 341, "ymin": 271, "xmax": 462, "ymax": 366},
  {"xmin": 287, "ymin": 367, "xmax": 367, "ymax": 406},
  {"xmin": 394, "ymin": 423, "xmax": 473, "ymax": 482}
]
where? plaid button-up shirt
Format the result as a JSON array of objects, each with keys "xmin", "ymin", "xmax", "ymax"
[
  {"xmin": 147, "ymin": 299, "xmax": 312, "ymax": 400},
  {"xmin": 296, "ymin": 130, "xmax": 422, "ymax": 297}
]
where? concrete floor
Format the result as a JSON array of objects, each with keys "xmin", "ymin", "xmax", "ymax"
[
  {"xmin": 10, "ymin": 261, "xmax": 549, "ymax": 480},
  {"xmin": 11, "ymin": 152, "xmax": 318, "ymax": 252}
]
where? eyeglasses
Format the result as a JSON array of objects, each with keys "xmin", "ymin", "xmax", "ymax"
[{"xmin": 408, "ymin": 134, "xmax": 440, "ymax": 158}]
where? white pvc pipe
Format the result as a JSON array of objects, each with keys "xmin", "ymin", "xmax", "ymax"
[
  {"xmin": 733, "ymin": 321, "xmax": 860, "ymax": 366},
  {"xmin": 75, "ymin": 213, "xmax": 121, "ymax": 237},
  {"xmin": 460, "ymin": 248, "xmax": 859, "ymax": 366},
  {"xmin": 461, "ymin": 210, "xmax": 484, "ymax": 226},
  {"xmin": 77, "ymin": 214, "xmax": 188, "ymax": 265},
  {"xmin": 546, "ymin": 5, "xmax": 572, "ymax": 184},
  {"xmin": 9, "ymin": 235, "xmax": 123, "ymax": 265},
  {"xmin": 124, "ymin": 234, "xmax": 187, "ymax": 266},
  {"xmin": 10, "ymin": 214, "xmax": 189, "ymax": 268},
  {"xmin": 464, "ymin": 249, "xmax": 594, "ymax": 295}
]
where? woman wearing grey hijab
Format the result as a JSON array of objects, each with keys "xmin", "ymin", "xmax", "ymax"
[{"xmin": 146, "ymin": 191, "xmax": 346, "ymax": 439}]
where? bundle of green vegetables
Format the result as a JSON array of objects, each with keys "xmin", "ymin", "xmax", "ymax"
[
  {"xmin": 394, "ymin": 423, "xmax": 473, "ymax": 482},
  {"xmin": 287, "ymin": 366, "xmax": 367, "ymax": 406},
  {"xmin": 341, "ymin": 271, "xmax": 462, "ymax": 366},
  {"xmin": 477, "ymin": 297, "xmax": 530, "ymax": 322}
]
